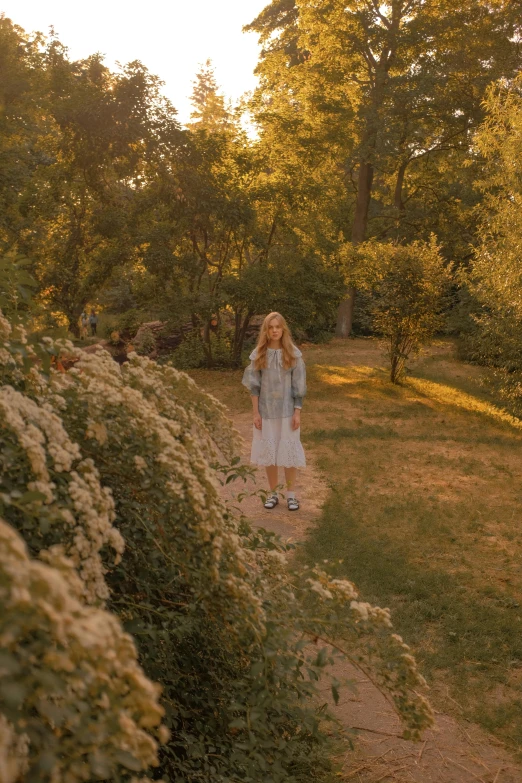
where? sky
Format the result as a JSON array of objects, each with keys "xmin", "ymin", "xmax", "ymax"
[{"xmin": 2, "ymin": 0, "xmax": 268, "ymax": 125}]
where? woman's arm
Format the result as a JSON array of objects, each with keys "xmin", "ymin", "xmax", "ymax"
[
  {"xmin": 242, "ymin": 358, "xmax": 262, "ymax": 429},
  {"xmin": 252, "ymin": 395, "xmax": 262, "ymax": 430},
  {"xmin": 291, "ymin": 356, "xmax": 306, "ymax": 430}
]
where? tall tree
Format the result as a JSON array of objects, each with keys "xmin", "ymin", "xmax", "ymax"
[
  {"xmin": 16, "ymin": 39, "xmax": 182, "ymax": 331},
  {"xmin": 0, "ymin": 16, "xmax": 49, "ymax": 253},
  {"xmin": 247, "ymin": 0, "xmax": 521, "ymax": 335},
  {"xmin": 467, "ymin": 76, "xmax": 522, "ymax": 410},
  {"xmin": 189, "ymin": 59, "xmax": 230, "ymax": 130}
]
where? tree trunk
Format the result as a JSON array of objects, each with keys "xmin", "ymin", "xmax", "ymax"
[
  {"xmin": 394, "ymin": 160, "xmax": 408, "ymax": 213},
  {"xmin": 335, "ymin": 292, "xmax": 356, "ymax": 339},
  {"xmin": 66, "ymin": 305, "xmax": 83, "ymax": 338},
  {"xmin": 202, "ymin": 319, "xmax": 213, "ymax": 367},
  {"xmin": 232, "ymin": 308, "xmax": 254, "ymax": 366},
  {"xmin": 335, "ymin": 159, "xmax": 374, "ymax": 338}
]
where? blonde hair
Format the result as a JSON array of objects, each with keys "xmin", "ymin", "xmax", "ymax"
[{"xmin": 254, "ymin": 312, "xmax": 297, "ymax": 370}]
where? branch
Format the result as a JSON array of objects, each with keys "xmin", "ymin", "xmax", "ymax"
[
  {"xmin": 370, "ymin": 0, "xmax": 392, "ymax": 28},
  {"xmin": 303, "ymin": 630, "xmax": 399, "ymax": 714}
]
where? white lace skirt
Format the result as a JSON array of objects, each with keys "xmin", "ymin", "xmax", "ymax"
[{"xmin": 250, "ymin": 416, "xmax": 306, "ymax": 468}]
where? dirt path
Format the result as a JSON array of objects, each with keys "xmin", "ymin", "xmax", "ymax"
[{"xmin": 228, "ymin": 413, "xmax": 522, "ymax": 783}]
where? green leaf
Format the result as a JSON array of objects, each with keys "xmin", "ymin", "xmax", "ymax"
[
  {"xmin": 19, "ymin": 490, "xmax": 47, "ymax": 505},
  {"xmin": 0, "ymin": 681, "xmax": 27, "ymax": 708}
]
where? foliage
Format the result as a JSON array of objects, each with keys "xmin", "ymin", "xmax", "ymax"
[
  {"xmin": 189, "ymin": 59, "xmax": 230, "ymax": 130},
  {"xmin": 133, "ymin": 326, "xmax": 157, "ymax": 356},
  {"xmin": 246, "ymin": 0, "xmax": 521, "ymax": 334},
  {"xmin": 0, "ymin": 310, "xmax": 433, "ymax": 781},
  {"xmin": 343, "ymin": 238, "xmax": 449, "ymax": 382},
  {"xmin": 0, "ymin": 253, "xmax": 37, "ymax": 321},
  {"xmin": 1, "ymin": 8, "xmax": 522, "ymax": 351},
  {"xmin": 0, "ymin": 519, "xmax": 167, "ymax": 783},
  {"xmin": 169, "ymin": 329, "xmax": 206, "ymax": 369},
  {"xmin": 467, "ymin": 76, "xmax": 522, "ymax": 413}
]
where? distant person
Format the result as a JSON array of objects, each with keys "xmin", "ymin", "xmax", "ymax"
[
  {"xmin": 242, "ymin": 312, "xmax": 306, "ymax": 512},
  {"xmin": 89, "ymin": 309, "xmax": 98, "ymax": 337},
  {"xmin": 80, "ymin": 311, "xmax": 89, "ymax": 340}
]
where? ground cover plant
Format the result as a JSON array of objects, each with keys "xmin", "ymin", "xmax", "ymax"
[
  {"xmin": 192, "ymin": 338, "xmax": 522, "ymax": 758},
  {"xmin": 0, "ymin": 312, "xmax": 432, "ymax": 782}
]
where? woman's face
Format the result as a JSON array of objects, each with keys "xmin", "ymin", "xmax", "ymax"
[{"xmin": 268, "ymin": 318, "xmax": 283, "ymax": 342}]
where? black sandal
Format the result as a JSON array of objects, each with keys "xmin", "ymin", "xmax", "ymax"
[
  {"xmin": 264, "ymin": 494, "xmax": 279, "ymax": 509},
  {"xmin": 287, "ymin": 497, "xmax": 299, "ymax": 511}
]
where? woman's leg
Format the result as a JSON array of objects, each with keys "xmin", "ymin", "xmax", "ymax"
[
  {"xmin": 284, "ymin": 467, "xmax": 300, "ymax": 510},
  {"xmin": 284, "ymin": 467, "xmax": 297, "ymax": 491},
  {"xmin": 265, "ymin": 465, "xmax": 278, "ymax": 491}
]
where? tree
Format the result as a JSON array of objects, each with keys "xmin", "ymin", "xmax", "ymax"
[
  {"xmin": 467, "ymin": 76, "xmax": 522, "ymax": 411},
  {"xmin": 25, "ymin": 50, "xmax": 183, "ymax": 333},
  {"xmin": 342, "ymin": 237, "xmax": 449, "ymax": 382},
  {"xmin": 0, "ymin": 18, "xmax": 185, "ymax": 333},
  {"xmin": 246, "ymin": 0, "xmax": 521, "ymax": 335},
  {"xmin": 0, "ymin": 16, "xmax": 49, "ymax": 254},
  {"xmin": 189, "ymin": 59, "xmax": 230, "ymax": 130}
]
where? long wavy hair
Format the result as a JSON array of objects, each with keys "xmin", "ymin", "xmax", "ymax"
[{"xmin": 254, "ymin": 312, "xmax": 297, "ymax": 370}]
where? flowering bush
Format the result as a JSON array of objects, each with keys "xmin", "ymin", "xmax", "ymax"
[
  {"xmin": 0, "ymin": 310, "xmax": 433, "ymax": 782},
  {"xmin": 0, "ymin": 519, "xmax": 167, "ymax": 783}
]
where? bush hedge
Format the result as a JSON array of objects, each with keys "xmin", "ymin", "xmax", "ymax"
[{"xmin": 0, "ymin": 311, "xmax": 433, "ymax": 782}]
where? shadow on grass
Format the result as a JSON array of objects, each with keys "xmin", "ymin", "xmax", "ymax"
[
  {"xmin": 304, "ymin": 424, "xmax": 519, "ymax": 448},
  {"xmin": 299, "ymin": 489, "xmax": 522, "ymax": 751},
  {"xmin": 304, "ymin": 424, "xmax": 400, "ymax": 443}
]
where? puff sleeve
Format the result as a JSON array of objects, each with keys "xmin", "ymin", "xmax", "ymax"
[
  {"xmin": 242, "ymin": 350, "xmax": 261, "ymax": 397},
  {"xmin": 291, "ymin": 352, "xmax": 307, "ymax": 409}
]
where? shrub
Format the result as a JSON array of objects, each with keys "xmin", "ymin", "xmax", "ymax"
[
  {"xmin": 171, "ymin": 327, "xmax": 235, "ymax": 369},
  {"xmin": 343, "ymin": 238, "xmax": 450, "ymax": 383},
  {"xmin": 115, "ymin": 309, "xmax": 147, "ymax": 337},
  {"xmin": 0, "ymin": 310, "xmax": 433, "ymax": 782},
  {"xmin": 169, "ymin": 328, "xmax": 205, "ymax": 369},
  {"xmin": 0, "ymin": 519, "xmax": 167, "ymax": 783},
  {"xmin": 133, "ymin": 325, "xmax": 157, "ymax": 356}
]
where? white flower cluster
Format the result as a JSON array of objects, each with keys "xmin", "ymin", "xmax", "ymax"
[
  {"xmin": 390, "ymin": 633, "xmax": 429, "ymax": 688},
  {"xmin": 124, "ymin": 353, "xmax": 241, "ymax": 462},
  {"xmin": 350, "ymin": 600, "xmax": 393, "ymax": 627},
  {"xmin": 0, "ymin": 383, "xmax": 123, "ymax": 605},
  {"xmin": 0, "ymin": 385, "xmax": 80, "ymax": 501},
  {"xmin": 0, "ymin": 315, "xmax": 30, "ymax": 378},
  {"xmin": 302, "ymin": 567, "xmax": 433, "ymax": 737},
  {"xmin": 58, "ymin": 347, "xmax": 259, "ymax": 623},
  {"xmin": 307, "ymin": 573, "xmax": 360, "ymax": 604},
  {"xmin": 0, "ymin": 519, "xmax": 166, "ymax": 783},
  {"xmin": 0, "ymin": 312, "xmax": 260, "ymax": 633},
  {"xmin": 67, "ymin": 460, "xmax": 123, "ymax": 601}
]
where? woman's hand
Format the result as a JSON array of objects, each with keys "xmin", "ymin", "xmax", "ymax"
[
  {"xmin": 253, "ymin": 413, "xmax": 262, "ymax": 430},
  {"xmin": 292, "ymin": 409, "xmax": 301, "ymax": 431}
]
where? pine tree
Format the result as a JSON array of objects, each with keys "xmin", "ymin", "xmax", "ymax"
[{"xmin": 189, "ymin": 59, "xmax": 230, "ymax": 130}]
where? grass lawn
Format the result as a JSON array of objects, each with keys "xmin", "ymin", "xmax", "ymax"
[{"xmin": 191, "ymin": 338, "xmax": 522, "ymax": 756}]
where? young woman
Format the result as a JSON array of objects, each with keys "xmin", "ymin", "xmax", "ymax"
[{"xmin": 242, "ymin": 312, "xmax": 306, "ymax": 511}]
